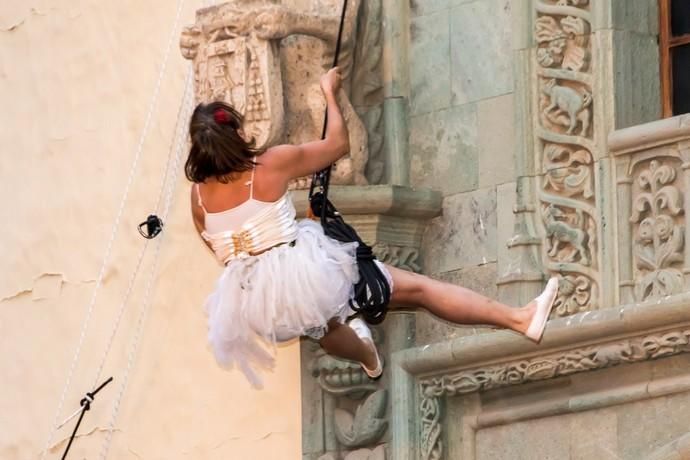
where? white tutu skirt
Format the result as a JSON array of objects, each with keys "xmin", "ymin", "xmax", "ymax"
[{"xmin": 204, "ymin": 219, "xmax": 366, "ymax": 387}]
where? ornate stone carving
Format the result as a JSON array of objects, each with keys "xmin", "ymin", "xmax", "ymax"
[
  {"xmin": 372, "ymin": 243, "xmax": 421, "ymax": 273},
  {"xmin": 420, "ymin": 395, "xmax": 442, "ymax": 460},
  {"xmin": 181, "ymin": 0, "xmax": 385, "ymax": 186},
  {"xmin": 541, "ymin": 79, "xmax": 591, "ymax": 136},
  {"xmin": 310, "ymin": 349, "xmax": 379, "ymax": 397},
  {"xmin": 308, "ymin": 328, "xmax": 388, "ymax": 458},
  {"xmin": 416, "ymin": 327, "xmax": 690, "ymax": 460},
  {"xmin": 631, "ymin": 159, "xmax": 685, "ymax": 301},
  {"xmin": 535, "ymin": 0, "xmax": 598, "ymax": 316},
  {"xmin": 419, "ymin": 328, "xmax": 690, "ymax": 397},
  {"xmin": 553, "ymin": 273, "xmax": 596, "ymax": 316},
  {"xmin": 180, "ymin": 9, "xmax": 284, "ymax": 148},
  {"xmin": 542, "ymin": 204, "xmax": 591, "ymax": 266},
  {"xmin": 536, "ymin": 14, "xmax": 590, "ymax": 71},
  {"xmin": 334, "ymin": 390, "xmax": 388, "ymax": 448},
  {"xmin": 319, "ymin": 446, "xmax": 386, "ymax": 460},
  {"xmin": 543, "ymin": 144, "xmax": 594, "ymax": 199}
]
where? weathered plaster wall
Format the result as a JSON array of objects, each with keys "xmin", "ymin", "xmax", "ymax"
[
  {"xmin": 408, "ymin": 0, "xmax": 517, "ymax": 343},
  {"xmin": 0, "ymin": 1, "xmax": 301, "ymax": 458}
]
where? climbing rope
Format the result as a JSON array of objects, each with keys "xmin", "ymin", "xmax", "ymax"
[
  {"xmin": 41, "ymin": 0, "xmax": 189, "ymax": 456},
  {"xmin": 308, "ymin": 0, "xmax": 391, "ymax": 324}
]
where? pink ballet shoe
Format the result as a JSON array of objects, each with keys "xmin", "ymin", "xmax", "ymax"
[
  {"xmin": 525, "ymin": 277, "xmax": 559, "ymax": 343},
  {"xmin": 348, "ymin": 318, "xmax": 383, "ymax": 379}
]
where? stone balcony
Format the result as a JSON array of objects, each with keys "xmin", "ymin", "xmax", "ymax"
[{"xmin": 387, "ymin": 114, "xmax": 690, "ymax": 460}]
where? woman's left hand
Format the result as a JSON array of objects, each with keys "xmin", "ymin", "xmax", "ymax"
[{"xmin": 320, "ymin": 67, "xmax": 342, "ymax": 96}]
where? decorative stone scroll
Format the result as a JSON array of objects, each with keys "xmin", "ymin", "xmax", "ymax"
[
  {"xmin": 308, "ymin": 328, "xmax": 389, "ymax": 458},
  {"xmin": 372, "ymin": 243, "xmax": 421, "ymax": 273},
  {"xmin": 535, "ymin": 0, "xmax": 599, "ymax": 316},
  {"xmin": 631, "ymin": 160, "xmax": 685, "ymax": 301}
]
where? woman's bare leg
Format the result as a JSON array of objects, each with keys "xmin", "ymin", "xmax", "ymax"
[
  {"xmin": 387, "ymin": 265, "xmax": 537, "ymax": 334},
  {"xmin": 319, "ymin": 319, "xmax": 378, "ymax": 369},
  {"xmin": 318, "ymin": 265, "xmax": 549, "ymax": 367}
]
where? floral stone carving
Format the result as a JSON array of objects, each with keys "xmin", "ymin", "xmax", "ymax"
[{"xmin": 631, "ymin": 160, "xmax": 685, "ymax": 301}]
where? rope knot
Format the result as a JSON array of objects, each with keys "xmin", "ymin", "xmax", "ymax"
[{"xmin": 80, "ymin": 393, "xmax": 94, "ymax": 411}]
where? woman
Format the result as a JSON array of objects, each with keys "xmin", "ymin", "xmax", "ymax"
[{"xmin": 187, "ymin": 67, "xmax": 559, "ymax": 387}]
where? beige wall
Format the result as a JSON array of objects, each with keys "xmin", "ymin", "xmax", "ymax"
[{"xmin": 0, "ymin": 1, "xmax": 301, "ymax": 458}]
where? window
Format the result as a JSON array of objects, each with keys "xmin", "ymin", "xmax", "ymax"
[{"xmin": 659, "ymin": 0, "xmax": 690, "ymax": 116}]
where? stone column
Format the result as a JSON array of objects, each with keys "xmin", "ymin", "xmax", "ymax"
[
  {"xmin": 381, "ymin": 0, "xmax": 410, "ymax": 186},
  {"xmin": 496, "ymin": 0, "xmax": 545, "ymax": 306},
  {"xmin": 615, "ymin": 157, "xmax": 634, "ymax": 305}
]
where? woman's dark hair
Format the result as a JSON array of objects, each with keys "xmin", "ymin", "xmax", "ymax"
[{"xmin": 185, "ymin": 101, "xmax": 262, "ymax": 183}]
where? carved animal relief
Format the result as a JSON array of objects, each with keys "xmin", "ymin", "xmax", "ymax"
[{"xmin": 535, "ymin": 0, "xmax": 598, "ymax": 316}]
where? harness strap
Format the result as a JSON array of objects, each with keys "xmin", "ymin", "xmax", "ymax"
[{"xmin": 195, "ymin": 183, "xmax": 207, "ymax": 213}]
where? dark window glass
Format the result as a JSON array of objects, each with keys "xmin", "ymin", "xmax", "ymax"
[
  {"xmin": 672, "ymin": 44, "xmax": 690, "ymax": 115},
  {"xmin": 671, "ymin": 0, "xmax": 690, "ymax": 36}
]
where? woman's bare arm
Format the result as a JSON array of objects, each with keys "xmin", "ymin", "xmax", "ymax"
[{"xmin": 262, "ymin": 67, "xmax": 350, "ymax": 181}]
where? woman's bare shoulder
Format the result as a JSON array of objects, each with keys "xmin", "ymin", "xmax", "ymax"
[{"xmin": 260, "ymin": 144, "xmax": 299, "ymax": 167}]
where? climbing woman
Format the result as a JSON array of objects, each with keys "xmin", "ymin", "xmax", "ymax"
[{"xmin": 186, "ymin": 67, "xmax": 560, "ymax": 386}]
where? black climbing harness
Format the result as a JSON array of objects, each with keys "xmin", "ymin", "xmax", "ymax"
[{"xmin": 308, "ymin": 0, "xmax": 391, "ymax": 325}]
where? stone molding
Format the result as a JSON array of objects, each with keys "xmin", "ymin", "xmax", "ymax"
[
  {"xmin": 419, "ymin": 327, "xmax": 690, "ymax": 398},
  {"xmin": 291, "ymin": 185, "xmax": 443, "ymax": 220}
]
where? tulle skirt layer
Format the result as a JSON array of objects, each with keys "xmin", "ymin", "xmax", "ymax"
[{"xmin": 204, "ymin": 219, "xmax": 362, "ymax": 386}]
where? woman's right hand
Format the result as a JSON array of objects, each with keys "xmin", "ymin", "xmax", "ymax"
[{"xmin": 320, "ymin": 67, "xmax": 342, "ymax": 96}]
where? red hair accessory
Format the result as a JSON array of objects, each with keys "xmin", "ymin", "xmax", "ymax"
[{"xmin": 213, "ymin": 108, "xmax": 230, "ymax": 124}]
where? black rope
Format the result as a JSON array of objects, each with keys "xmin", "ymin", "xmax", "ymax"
[
  {"xmin": 308, "ymin": 0, "xmax": 391, "ymax": 324},
  {"xmin": 61, "ymin": 377, "xmax": 113, "ymax": 460}
]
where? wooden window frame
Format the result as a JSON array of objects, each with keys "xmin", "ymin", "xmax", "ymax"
[{"xmin": 659, "ymin": 0, "xmax": 690, "ymax": 117}]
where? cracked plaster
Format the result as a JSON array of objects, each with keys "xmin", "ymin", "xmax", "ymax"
[{"xmin": 0, "ymin": 1, "xmax": 301, "ymax": 458}]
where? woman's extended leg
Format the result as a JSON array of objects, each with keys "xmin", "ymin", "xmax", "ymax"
[
  {"xmin": 318, "ymin": 265, "xmax": 557, "ymax": 370},
  {"xmin": 387, "ymin": 264, "xmax": 545, "ymax": 334}
]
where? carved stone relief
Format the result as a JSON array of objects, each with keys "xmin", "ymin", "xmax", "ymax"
[
  {"xmin": 535, "ymin": 0, "xmax": 598, "ymax": 316},
  {"xmin": 372, "ymin": 243, "xmax": 421, "ymax": 273},
  {"xmin": 334, "ymin": 390, "xmax": 387, "ymax": 448},
  {"xmin": 318, "ymin": 446, "xmax": 386, "ymax": 460},
  {"xmin": 309, "ymin": 328, "xmax": 388, "ymax": 458},
  {"xmin": 180, "ymin": 0, "xmax": 385, "ymax": 187},
  {"xmin": 631, "ymin": 159, "xmax": 685, "ymax": 301}
]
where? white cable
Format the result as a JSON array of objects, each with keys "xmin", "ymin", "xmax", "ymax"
[
  {"xmin": 41, "ymin": 0, "xmax": 188, "ymax": 456},
  {"xmin": 89, "ymin": 69, "xmax": 194, "ymax": 393},
  {"xmin": 98, "ymin": 69, "xmax": 195, "ymax": 460}
]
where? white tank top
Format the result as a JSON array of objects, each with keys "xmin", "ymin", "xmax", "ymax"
[{"xmin": 196, "ymin": 161, "xmax": 299, "ymax": 265}]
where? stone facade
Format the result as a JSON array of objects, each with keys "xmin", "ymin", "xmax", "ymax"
[
  {"xmin": 176, "ymin": 0, "xmax": 687, "ymax": 459},
  {"xmin": 289, "ymin": 0, "xmax": 690, "ymax": 459}
]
